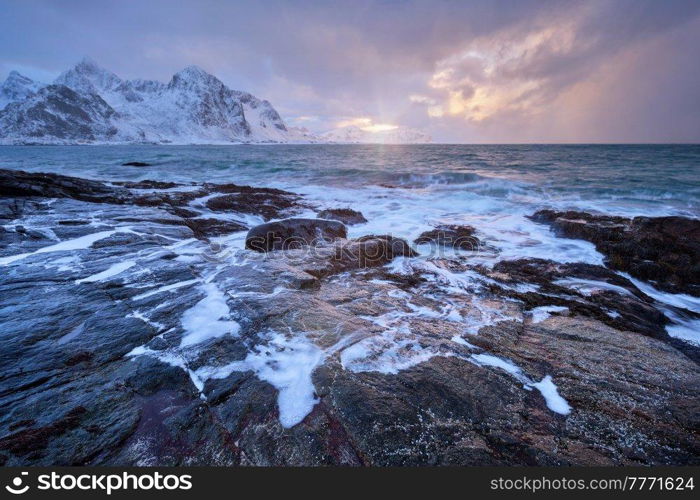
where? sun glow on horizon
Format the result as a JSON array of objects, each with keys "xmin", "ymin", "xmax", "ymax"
[{"xmin": 335, "ymin": 117, "xmax": 399, "ymax": 133}]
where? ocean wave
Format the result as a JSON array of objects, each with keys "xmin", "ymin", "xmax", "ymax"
[{"xmin": 384, "ymin": 171, "xmax": 489, "ymax": 187}]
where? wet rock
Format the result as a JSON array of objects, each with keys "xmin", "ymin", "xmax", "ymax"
[
  {"xmin": 132, "ymin": 189, "xmax": 206, "ymax": 208},
  {"xmin": 308, "ymin": 235, "xmax": 418, "ymax": 278},
  {"xmin": 183, "ymin": 218, "xmax": 247, "ymax": 239},
  {"xmin": 317, "ymin": 208, "xmax": 367, "ymax": 225},
  {"xmin": 116, "ymin": 180, "xmax": 182, "ymax": 190},
  {"xmin": 246, "ymin": 218, "xmax": 347, "ymax": 252},
  {"xmin": 264, "ymin": 234, "xmax": 419, "ymax": 281},
  {"xmin": 122, "ymin": 161, "xmax": 151, "ymax": 167},
  {"xmin": 1, "ymin": 169, "xmax": 306, "ymax": 218},
  {"xmin": 0, "ymin": 168, "xmax": 132, "ymax": 204},
  {"xmin": 415, "ymin": 224, "xmax": 481, "ymax": 250},
  {"xmin": 530, "ymin": 210, "xmax": 700, "ymax": 296},
  {"xmin": 463, "ymin": 317, "xmax": 700, "ymax": 465},
  {"xmin": 1, "ymin": 169, "xmax": 698, "ymax": 466},
  {"xmin": 206, "ymin": 191, "xmax": 301, "ymax": 220},
  {"xmin": 0, "ymin": 407, "xmax": 87, "ymax": 457},
  {"xmin": 488, "ymin": 259, "xmax": 658, "ymax": 327}
]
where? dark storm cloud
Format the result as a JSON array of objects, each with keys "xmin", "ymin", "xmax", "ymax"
[{"xmin": 1, "ymin": 0, "xmax": 698, "ymax": 142}]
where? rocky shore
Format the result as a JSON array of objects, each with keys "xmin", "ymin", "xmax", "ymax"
[{"xmin": 0, "ymin": 168, "xmax": 698, "ymax": 466}]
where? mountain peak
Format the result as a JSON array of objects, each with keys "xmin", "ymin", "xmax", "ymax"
[
  {"xmin": 1, "ymin": 70, "xmax": 43, "ymax": 110},
  {"xmin": 69, "ymin": 57, "xmax": 115, "ymax": 79},
  {"xmin": 168, "ymin": 65, "xmax": 223, "ymax": 92},
  {"xmin": 4, "ymin": 71, "xmax": 33, "ymax": 85},
  {"xmin": 171, "ymin": 65, "xmax": 217, "ymax": 82},
  {"xmin": 76, "ymin": 56, "xmax": 100, "ymax": 69},
  {"xmin": 56, "ymin": 58, "xmax": 122, "ymax": 94},
  {"xmin": 181, "ymin": 65, "xmax": 209, "ymax": 75},
  {"xmin": 0, "ymin": 60, "xmax": 313, "ymax": 144}
]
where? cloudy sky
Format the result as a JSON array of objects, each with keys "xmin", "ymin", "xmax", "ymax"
[{"xmin": 2, "ymin": 0, "xmax": 699, "ymax": 142}]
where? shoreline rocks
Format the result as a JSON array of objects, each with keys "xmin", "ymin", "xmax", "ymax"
[
  {"xmin": 0, "ymin": 168, "xmax": 698, "ymax": 466},
  {"xmin": 530, "ymin": 209, "xmax": 700, "ymax": 297},
  {"xmin": 317, "ymin": 208, "xmax": 367, "ymax": 225},
  {"xmin": 0, "ymin": 168, "xmax": 306, "ymax": 242},
  {"xmin": 414, "ymin": 224, "xmax": 481, "ymax": 250},
  {"xmin": 245, "ymin": 218, "xmax": 347, "ymax": 252},
  {"xmin": 122, "ymin": 161, "xmax": 152, "ymax": 167}
]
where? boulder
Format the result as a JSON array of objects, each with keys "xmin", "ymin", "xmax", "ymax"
[
  {"xmin": 317, "ymin": 208, "xmax": 368, "ymax": 225},
  {"xmin": 414, "ymin": 224, "xmax": 480, "ymax": 250},
  {"xmin": 305, "ymin": 235, "xmax": 419, "ymax": 278},
  {"xmin": 183, "ymin": 218, "xmax": 246, "ymax": 239},
  {"xmin": 206, "ymin": 192, "xmax": 301, "ymax": 220},
  {"xmin": 121, "ymin": 162, "xmax": 151, "ymax": 167},
  {"xmin": 246, "ymin": 218, "xmax": 347, "ymax": 252},
  {"xmin": 0, "ymin": 168, "xmax": 131, "ymax": 205}
]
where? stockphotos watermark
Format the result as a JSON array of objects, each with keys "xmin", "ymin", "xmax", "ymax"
[{"xmin": 4, "ymin": 471, "xmax": 192, "ymax": 495}]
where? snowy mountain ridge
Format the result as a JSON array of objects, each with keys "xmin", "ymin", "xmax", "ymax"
[{"xmin": 0, "ymin": 58, "xmax": 431, "ymax": 144}]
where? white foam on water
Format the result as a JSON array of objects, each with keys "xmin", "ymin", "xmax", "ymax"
[
  {"xmin": 665, "ymin": 318, "xmax": 700, "ymax": 345},
  {"xmin": 131, "ymin": 279, "xmax": 199, "ymax": 301},
  {"xmin": 196, "ymin": 331, "xmax": 324, "ymax": 428},
  {"xmin": 530, "ymin": 375, "xmax": 572, "ymax": 415},
  {"xmin": 471, "ymin": 353, "xmax": 524, "ymax": 377},
  {"xmin": 292, "ymin": 181, "xmax": 608, "ymax": 270},
  {"xmin": 621, "ymin": 273, "xmax": 700, "ymax": 312},
  {"xmin": 340, "ymin": 328, "xmax": 444, "ymax": 375},
  {"xmin": 451, "ymin": 335, "xmax": 478, "ymax": 348},
  {"xmin": 127, "ymin": 310, "xmax": 165, "ymax": 331},
  {"xmin": 620, "ymin": 272, "xmax": 700, "ymax": 344},
  {"xmin": 75, "ymin": 260, "xmax": 137, "ymax": 283},
  {"xmin": 529, "ymin": 305, "xmax": 569, "ymax": 323},
  {"xmin": 553, "ymin": 277, "xmax": 635, "ymax": 297},
  {"xmin": 44, "ymin": 255, "xmax": 81, "ymax": 272},
  {"xmin": 179, "ymin": 283, "xmax": 240, "ymax": 347},
  {"xmin": 126, "ymin": 345, "xmax": 206, "ymax": 394},
  {"xmin": 0, "ymin": 229, "xmax": 122, "ymax": 265},
  {"xmin": 470, "ymin": 353, "xmax": 572, "ymax": 415}
]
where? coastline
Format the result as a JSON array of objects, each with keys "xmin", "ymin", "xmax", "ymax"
[{"xmin": 0, "ymin": 167, "xmax": 698, "ymax": 466}]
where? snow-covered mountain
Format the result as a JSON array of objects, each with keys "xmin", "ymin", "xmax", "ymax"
[
  {"xmin": 0, "ymin": 84, "xmax": 121, "ymax": 143},
  {"xmin": 0, "ymin": 71, "xmax": 45, "ymax": 110},
  {"xmin": 321, "ymin": 125, "xmax": 432, "ymax": 144},
  {"xmin": 0, "ymin": 58, "xmax": 432, "ymax": 144},
  {"xmin": 0, "ymin": 59, "xmax": 318, "ymax": 144}
]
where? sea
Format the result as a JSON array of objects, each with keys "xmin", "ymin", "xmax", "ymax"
[{"xmin": 2, "ymin": 143, "xmax": 699, "ymax": 345}]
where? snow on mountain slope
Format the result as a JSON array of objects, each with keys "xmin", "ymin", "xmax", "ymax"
[
  {"xmin": 0, "ymin": 58, "xmax": 431, "ymax": 144},
  {"xmin": 0, "ymin": 85, "xmax": 126, "ymax": 143},
  {"xmin": 322, "ymin": 125, "xmax": 432, "ymax": 144},
  {"xmin": 108, "ymin": 66, "xmax": 252, "ymax": 143},
  {"xmin": 55, "ymin": 57, "xmax": 123, "ymax": 96},
  {"xmin": 0, "ymin": 71, "xmax": 45, "ymax": 110},
  {"xmin": 0, "ymin": 60, "xmax": 298, "ymax": 144}
]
